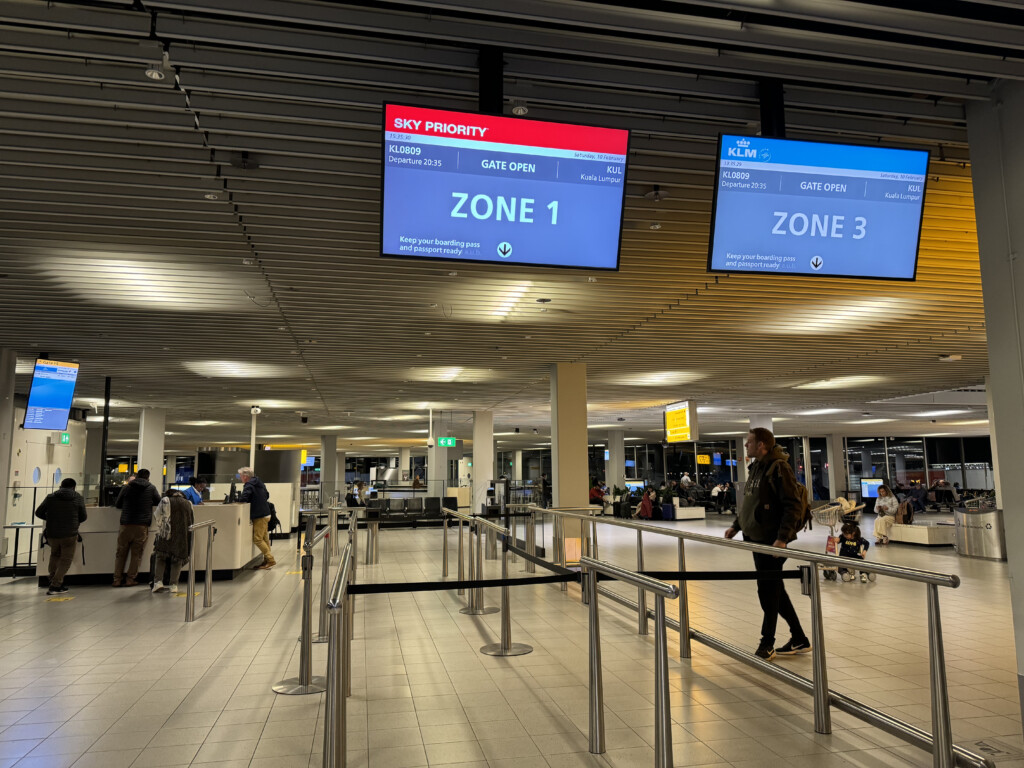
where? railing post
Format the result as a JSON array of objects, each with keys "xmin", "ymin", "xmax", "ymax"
[
  {"xmin": 806, "ymin": 563, "xmax": 831, "ymax": 734},
  {"xmin": 591, "ymin": 519, "xmax": 599, "ymax": 560},
  {"xmin": 587, "ymin": 565, "xmax": 605, "ymax": 755},
  {"xmin": 928, "ymin": 584, "xmax": 955, "ymax": 768},
  {"xmin": 442, "ymin": 516, "xmax": 449, "ymax": 578},
  {"xmin": 330, "ymin": 506, "xmax": 339, "ymax": 557},
  {"xmin": 457, "ymin": 519, "xmax": 465, "ymax": 596},
  {"xmin": 677, "ymin": 539, "xmax": 691, "ymax": 659},
  {"xmin": 315, "ymin": 531, "xmax": 331, "ymax": 643},
  {"xmin": 558, "ymin": 516, "xmax": 568, "ymax": 592},
  {"xmin": 345, "ymin": 561, "xmax": 353, "ymax": 699},
  {"xmin": 654, "ymin": 595, "xmax": 673, "ymax": 768},
  {"xmin": 274, "ymin": 515, "xmax": 326, "ymax": 695},
  {"xmin": 185, "ymin": 525, "xmax": 198, "ymax": 623},
  {"xmin": 323, "ymin": 598, "xmax": 346, "ymax": 768},
  {"xmin": 524, "ymin": 512, "xmax": 536, "ymax": 573},
  {"xmin": 637, "ymin": 531, "xmax": 648, "ymax": 635},
  {"xmin": 480, "ymin": 529, "xmax": 533, "ymax": 657},
  {"xmin": 203, "ymin": 525, "xmax": 215, "ymax": 609}
]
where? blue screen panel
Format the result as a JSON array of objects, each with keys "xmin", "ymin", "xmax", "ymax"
[
  {"xmin": 24, "ymin": 359, "xmax": 79, "ymax": 431},
  {"xmin": 861, "ymin": 478, "xmax": 884, "ymax": 499},
  {"xmin": 708, "ymin": 135, "xmax": 928, "ymax": 280}
]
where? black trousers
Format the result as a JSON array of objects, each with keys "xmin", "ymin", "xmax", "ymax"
[{"xmin": 752, "ymin": 550, "xmax": 806, "ymax": 646}]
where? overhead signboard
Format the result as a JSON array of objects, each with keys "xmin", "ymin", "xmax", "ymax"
[
  {"xmin": 437, "ymin": 436, "xmax": 457, "ymax": 448},
  {"xmin": 707, "ymin": 134, "xmax": 929, "ymax": 280},
  {"xmin": 23, "ymin": 359, "xmax": 79, "ymax": 431},
  {"xmin": 381, "ymin": 103, "xmax": 629, "ymax": 270},
  {"xmin": 664, "ymin": 400, "xmax": 699, "ymax": 443}
]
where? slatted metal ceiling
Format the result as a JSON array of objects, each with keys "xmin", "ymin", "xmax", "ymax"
[{"xmin": 0, "ymin": 0, "xmax": 1003, "ymax": 451}]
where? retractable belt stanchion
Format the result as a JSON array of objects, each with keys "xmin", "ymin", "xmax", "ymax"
[
  {"xmin": 323, "ymin": 547, "xmax": 352, "ymax": 768},
  {"xmin": 636, "ymin": 531, "xmax": 648, "ymax": 635},
  {"xmin": 274, "ymin": 514, "xmax": 327, "ymax": 695},
  {"xmin": 457, "ymin": 518, "xmax": 465, "ymax": 596},
  {"xmin": 442, "ymin": 516, "xmax": 449, "ymax": 578},
  {"xmin": 458, "ymin": 514, "xmax": 499, "ymax": 616},
  {"xmin": 315, "ymin": 527, "xmax": 332, "ymax": 644},
  {"xmin": 480, "ymin": 528, "xmax": 533, "ymax": 657},
  {"xmin": 522, "ymin": 511, "xmax": 536, "ymax": 574}
]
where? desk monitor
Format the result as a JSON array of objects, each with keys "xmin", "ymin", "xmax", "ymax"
[
  {"xmin": 23, "ymin": 359, "xmax": 79, "ymax": 431},
  {"xmin": 860, "ymin": 478, "xmax": 884, "ymax": 499}
]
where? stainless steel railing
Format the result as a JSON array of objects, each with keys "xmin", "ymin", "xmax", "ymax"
[
  {"xmin": 442, "ymin": 507, "xmax": 533, "ymax": 656},
  {"xmin": 535, "ymin": 506, "xmax": 991, "ymax": 768},
  {"xmin": 274, "ymin": 514, "xmax": 330, "ymax": 695},
  {"xmin": 323, "ymin": 512, "xmax": 359, "ymax": 768},
  {"xmin": 581, "ymin": 556, "xmax": 678, "ymax": 767},
  {"xmin": 184, "ymin": 519, "xmax": 216, "ymax": 622}
]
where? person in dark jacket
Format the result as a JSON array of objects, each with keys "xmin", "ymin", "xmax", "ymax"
[
  {"xmin": 238, "ymin": 466, "xmax": 275, "ymax": 569},
  {"xmin": 112, "ymin": 468, "xmax": 161, "ymax": 587},
  {"xmin": 35, "ymin": 477, "xmax": 87, "ymax": 595},
  {"xmin": 725, "ymin": 428, "xmax": 810, "ymax": 661}
]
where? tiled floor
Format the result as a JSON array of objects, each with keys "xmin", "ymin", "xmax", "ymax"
[{"xmin": 0, "ymin": 513, "xmax": 1020, "ymax": 768}]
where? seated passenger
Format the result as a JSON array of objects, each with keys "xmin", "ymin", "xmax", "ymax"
[
  {"xmin": 872, "ymin": 485, "xmax": 898, "ymax": 544},
  {"xmin": 633, "ymin": 488, "xmax": 656, "ymax": 519},
  {"xmin": 589, "ymin": 481, "xmax": 605, "ymax": 507}
]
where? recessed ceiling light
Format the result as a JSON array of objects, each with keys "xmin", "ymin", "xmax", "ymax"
[
  {"xmin": 204, "ymin": 193, "xmax": 219, "ymax": 200},
  {"xmin": 144, "ymin": 66, "xmax": 166, "ymax": 81},
  {"xmin": 448, "ymin": 271, "xmax": 458, "ymax": 276},
  {"xmin": 180, "ymin": 420, "xmax": 221, "ymax": 426},
  {"xmin": 913, "ymin": 409, "xmax": 970, "ymax": 418},
  {"xmin": 184, "ymin": 360, "xmax": 301, "ymax": 378},
  {"xmin": 845, "ymin": 418, "xmax": 894, "ymax": 424},
  {"xmin": 511, "ymin": 99, "xmax": 529, "ymax": 116},
  {"xmin": 649, "ymin": 222, "xmax": 662, "ymax": 230},
  {"xmin": 796, "ymin": 409, "xmax": 845, "ymax": 416},
  {"xmin": 795, "ymin": 375, "xmax": 883, "ymax": 390}
]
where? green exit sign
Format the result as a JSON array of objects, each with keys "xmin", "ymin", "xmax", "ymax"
[
  {"xmin": 437, "ymin": 436, "xmax": 456, "ymax": 448},
  {"xmin": 60, "ymin": 433, "xmax": 70, "ymax": 445}
]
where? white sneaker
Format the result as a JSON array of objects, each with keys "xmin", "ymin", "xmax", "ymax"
[
  {"xmin": 152, "ymin": 581, "xmax": 167, "ymax": 593},
  {"xmin": 169, "ymin": 585, "xmax": 179, "ymax": 594}
]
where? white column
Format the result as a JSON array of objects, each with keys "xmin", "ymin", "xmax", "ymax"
[
  {"xmin": 513, "ymin": 449, "xmax": 524, "ymax": 483},
  {"xmin": 472, "ymin": 410, "xmax": 494, "ymax": 514},
  {"xmin": 137, "ymin": 408, "xmax": 166, "ymax": 489},
  {"xmin": 986, "ymin": 377, "xmax": 1003, "ymax": 508},
  {"xmin": 551, "ymin": 363, "xmax": 589, "ymax": 509},
  {"xmin": 320, "ymin": 434, "xmax": 338, "ymax": 502},
  {"xmin": 825, "ymin": 434, "xmax": 842, "ymax": 500},
  {"xmin": 85, "ymin": 426, "xmax": 103, "ymax": 479},
  {"xmin": 336, "ymin": 450, "xmax": 347, "ymax": 491},
  {"xmin": 736, "ymin": 437, "xmax": 748, "ymax": 483},
  {"xmin": 749, "ymin": 414, "xmax": 773, "ymax": 432},
  {"xmin": 967, "ymin": 82, "xmax": 1024, "ymax": 711},
  {"xmin": 801, "ymin": 436, "xmax": 812, "ymax": 487},
  {"xmin": 607, "ymin": 430, "xmax": 626, "ymax": 491},
  {"xmin": 428, "ymin": 417, "xmax": 449, "ymax": 498},
  {"xmin": 0, "ymin": 349, "xmax": 15, "ymax": 537}
]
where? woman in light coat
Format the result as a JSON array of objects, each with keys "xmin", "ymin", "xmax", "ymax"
[{"xmin": 873, "ymin": 485, "xmax": 898, "ymax": 544}]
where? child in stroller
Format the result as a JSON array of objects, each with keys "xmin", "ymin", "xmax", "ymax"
[{"xmin": 838, "ymin": 522, "xmax": 874, "ymax": 583}]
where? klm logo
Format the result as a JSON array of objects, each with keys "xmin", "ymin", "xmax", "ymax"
[{"xmin": 727, "ymin": 147, "xmax": 758, "ymax": 158}]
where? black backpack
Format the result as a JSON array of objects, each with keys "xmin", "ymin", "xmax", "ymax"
[{"xmin": 267, "ymin": 502, "xmax": 282, "ymax": 533}]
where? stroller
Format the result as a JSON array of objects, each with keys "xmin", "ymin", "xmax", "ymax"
[{"xmin": 813, "ymin": 499, "xmax": 872, "ymax": 582}]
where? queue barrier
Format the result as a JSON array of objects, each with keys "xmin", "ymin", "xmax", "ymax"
[{"xmin": 535, "ymin": 505, "xmax": 993, "ymax": 768}]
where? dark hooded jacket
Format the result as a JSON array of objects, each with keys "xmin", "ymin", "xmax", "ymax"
[
  {"xmin": 115, "ymin": 477, "xmax": 161, "ymax": 526},
  {"xmin": 35, "ymin": 487, "xmax": 87, "ymax": 539},
  {"xmin": 238, "ymin": 476, "xmax": 271, "ymax": 520},
  {"xmin": 733, "ymin": 446, "xmax": 805, "ymax": 545}
]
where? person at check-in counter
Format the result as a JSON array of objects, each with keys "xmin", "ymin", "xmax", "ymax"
[
  {"xmin": 152, "ymin": 489, "xmax": 194, "ymax": 594},
  {"xmin": 113, "ymin": 468, "xmax": 161, "ymax": 587},
  {"xmin": 35, "ymin": 477, "xmax": 87, "ymax": 595},
  {"xmin": 237, "ymin": 466, "xmax": 275, "ymax": 570},
  {"xmin": 182, "ymin": 477, "xmax": 206, "ymax": 506}
]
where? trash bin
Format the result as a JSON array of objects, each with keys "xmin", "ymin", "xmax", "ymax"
[{"xmin": 953, "ymin": 506, "xmax": 1006, "ymax": 561}]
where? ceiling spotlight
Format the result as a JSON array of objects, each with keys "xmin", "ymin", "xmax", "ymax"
[
  {"xmin": 644, "ymin": 185, "xmax": 669, "ymax": 203},
  {"xmin": 536, "ymin": 298, "xmax": 552, "ymax": 304},
  {"xmin": 511, "ymin": 99, "xmax": 529, "ymax": 116},
  {"xmin": 649, "ymin": 222, "xmax": 662, "ymax": 230},
  {"xmin": 448, "ymin": 271, "xmax": 458, "ymax": 277},
  {"xmin": 587, "ymin": 277, "xmax": 597, "ymax": 283},
  {"xmin": 204, "ymin": 192, "xmax": 220, "ymax": 201},
  {"xmin": 143, "ymin": 48, "xmax": 172, "ymax": 82},
  {"xmin": 144, "ymin": 66, "xmax": 166, "ymax": 81}
]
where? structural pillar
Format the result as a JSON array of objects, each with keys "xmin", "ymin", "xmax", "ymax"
[
  {"xmin": 986, "ymin": 377, "xmax": 1003, "ymax": 508},
  {"xmin": 824, "ymin": 434, "xmax": 842, "ymax": 500},
  {"xmin": 513, "ymin": 449, "xmax": 523, "ymax": 483},
  {"xmin": 85, "ymin": 426, "xmax": 103, "ymax": 480},
  {"xmin": 607, "ymin": 430, "xmax": 626, "ymax": 491},
  {"xmin": 801, "ymin": 436, "xmax": 812, "ymax": 488},
  {"xmin": 551, "ymin": 363, "xmax": 587, "ymax": 559},
  {"xmin": 0, "ymin": 349, "xmax": 15, "ymax": 539},
  {"xmin": 472, "ymin": 410, "xmax": 494, "ymax": 513},
  {"xmin": 428, "ymin": 417, "xmax": 450, "ymax": 498},
  {"xmin": 749, "ymin": 414, "xmax": 773, "ymax": 433},
  {"xmin": 320, "ymin": 434, "xmax": 338, "ymax": 504},
  {"xmin": 336, "ymin": 450, "xmax": 347, "ymax": 490},
  {"xmin": 966, "ymin": 80, "xmax": 1024, "ymax": 719},
  {"xmin": 137, "ymin": 408, "xmax": 166, "ymax": 489}
]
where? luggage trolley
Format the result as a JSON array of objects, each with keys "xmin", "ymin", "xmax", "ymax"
[{"xmin": 812, "ymin": 500, "xmax": 871, "ymax": 582}]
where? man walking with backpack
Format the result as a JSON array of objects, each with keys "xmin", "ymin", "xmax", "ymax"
[{"xmin": 724, "ymin": 428, "xmax": 810, "ymax": 661}]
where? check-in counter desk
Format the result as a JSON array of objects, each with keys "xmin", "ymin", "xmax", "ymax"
[{"xmin": 36, "ymin": 504, "xmax": 260, "ymax": 585}]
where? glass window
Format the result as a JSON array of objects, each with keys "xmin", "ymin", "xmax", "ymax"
[
  {"xmin": 962, "ymin": 437, "xmax": 995, "ymax": 491},
  {"xmin": 926, "ymin": 437, "xmax": 963, "ymax": 485},
  {"xmin": 886, "ymin": 437, "xmax": 926, "ymax": 488},
  {"xmin": 845, "ymin": 437, "xmax": 885, "ymax": 496}
]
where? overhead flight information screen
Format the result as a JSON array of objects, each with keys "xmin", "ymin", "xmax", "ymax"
[
  {"xmin": 24, "ymin": 359, "xmax": 79, "ymax": 431},
  {"xmin": 708, "ymin": 135, "xmax": 929, "ymax": 280},
  {"xmin": 381, "ymin": 104, "xmax": 629, "ymax": 270}
]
